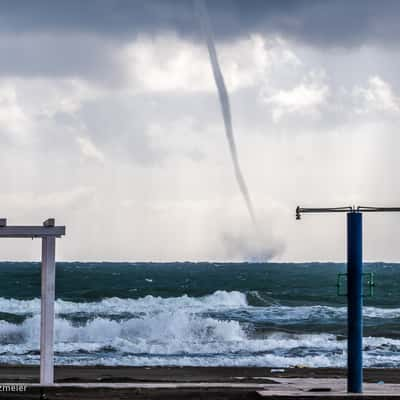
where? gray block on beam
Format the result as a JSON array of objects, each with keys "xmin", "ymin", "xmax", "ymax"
[{"xmin": 43, "ymin": 219, "xmax": 55, "ymax": 227}]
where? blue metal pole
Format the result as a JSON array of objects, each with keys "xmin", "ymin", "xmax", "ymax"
[{"xmin": 347, "ymin": 212, "xmax": 363, "ymax": 393}]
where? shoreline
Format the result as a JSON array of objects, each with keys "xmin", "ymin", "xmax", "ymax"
[{"xmin": 1, "ymin": 365, "xmax": 400, "ymax": 383}]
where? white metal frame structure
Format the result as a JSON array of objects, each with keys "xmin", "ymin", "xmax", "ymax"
[{"xmin": 0, "ymin": 218, "xmax": 65, "ymax": 385}]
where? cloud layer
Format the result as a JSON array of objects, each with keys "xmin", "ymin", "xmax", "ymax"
[{"xmin": 0, "ymin": 2, "xmax": 400, "ymax": 261}]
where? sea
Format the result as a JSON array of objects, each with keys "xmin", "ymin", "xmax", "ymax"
[{"xmin": 0, "ymin": 261, "xmax": 399, "ymax": 368}]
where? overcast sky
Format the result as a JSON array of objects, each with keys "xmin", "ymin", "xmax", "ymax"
[{"xmin": 1, "ymin": 0, "xmax": 400, "ymax": 262}]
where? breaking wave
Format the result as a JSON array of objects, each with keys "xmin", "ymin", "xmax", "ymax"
[
  {"xmin": 1, "ymin": 291, "xmax": 400, "ymax": 322},
  {"xmin": 1, "ymin": 290, "xmax": 400, "ymax": 367}
]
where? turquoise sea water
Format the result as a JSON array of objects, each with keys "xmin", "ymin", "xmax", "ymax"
[{"xmin": 0, "ymin": 262, "xmax": 399, "ymax": 367}]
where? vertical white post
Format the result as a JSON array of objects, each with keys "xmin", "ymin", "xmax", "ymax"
[{"xmin": 40, "ymin": 236, "xmax": 56, "ymax": 385}]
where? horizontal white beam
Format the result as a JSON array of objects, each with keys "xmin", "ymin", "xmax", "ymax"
[{"xmin": 0, "ymin": 226, "xmax": 65, "ymax": 238}]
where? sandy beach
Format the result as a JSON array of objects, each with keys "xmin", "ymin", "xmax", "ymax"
[{"xmin": 1, "ymin": 366, "xmax": 400, "ymax": 399}]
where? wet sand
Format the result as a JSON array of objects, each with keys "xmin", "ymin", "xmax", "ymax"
[{"xmin": 0, "ymin": 366, "xmax": 400, "ymax": 399}]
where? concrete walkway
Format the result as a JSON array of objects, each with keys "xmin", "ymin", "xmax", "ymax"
[{"xmin": 16, "ymin": 378, "xmax": 400, "ymax": 398}]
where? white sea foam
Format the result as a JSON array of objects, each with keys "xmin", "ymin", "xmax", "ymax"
[
  {"xmin": 0, "ymin": 290, "xmax": 248, "ymax": 316},
  {"xmin": 2, "ymin": 292, "xmax": 400, "ymax": 321},
  {"xmin": 1, "ymin": 291, "xmax": 400, "ymax": 367},
  {"xmin": 0, "ymin": 309, "xmax": 400, "ymax": 367}
]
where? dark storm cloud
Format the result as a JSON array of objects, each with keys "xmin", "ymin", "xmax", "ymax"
[
  {"xmin": 1, "ymin": 0, "xmax": 400, "ymax": 47},
  {"xmin": 0, "ymin": 0, "xmax": 195, "ymax": 38},
  {"xmin": 0, "ymin": 34, "xmax": 117, "ymax": 80},
  {"xmin": 1, "ymin": 0, "xmax": 399, "ymax": 81}
]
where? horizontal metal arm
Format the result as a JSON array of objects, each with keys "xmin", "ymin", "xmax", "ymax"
[
  {"xmin": 357, "ymin": 206, "xmax": 400, "ymax": 212},
  {"xmin": 296, "ymin": 206, "xmax": 400, "ymax": 219},
  {"xmin": 296, "ymin": 206, "xmax": 353, "ymax": 219}
]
